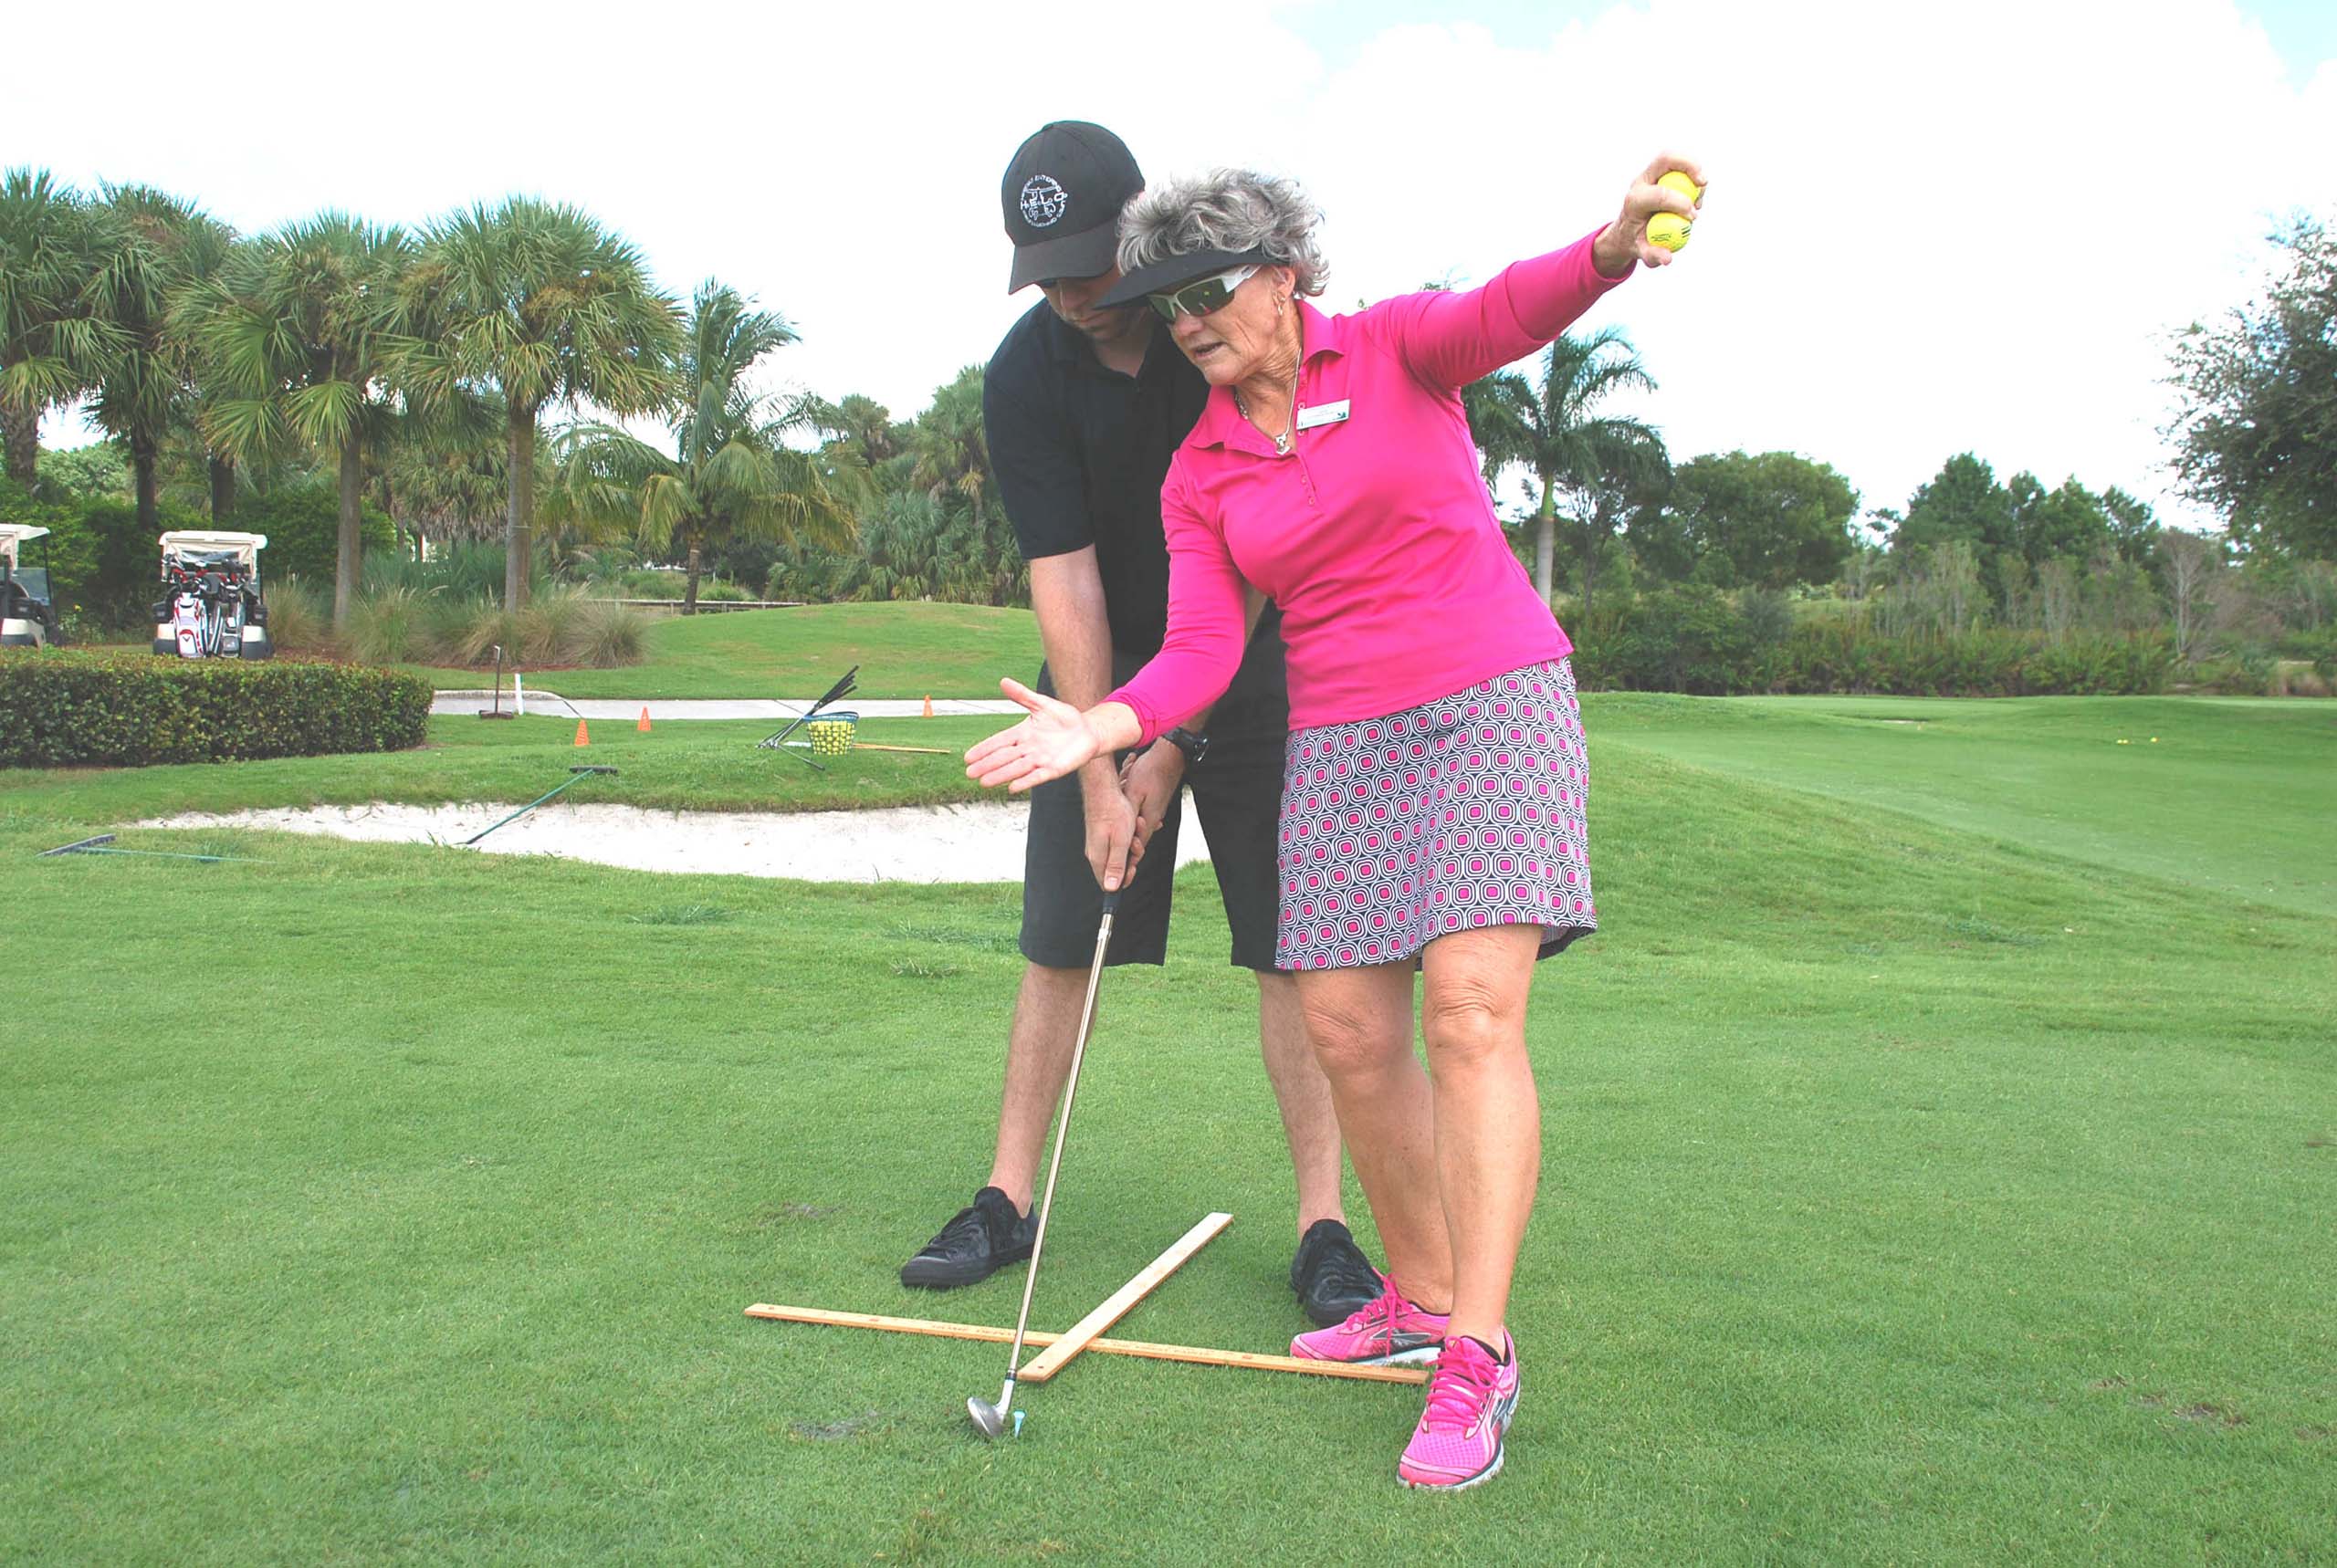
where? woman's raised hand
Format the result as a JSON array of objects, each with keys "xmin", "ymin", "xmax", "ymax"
[
  {"xmin": 965, "ymin": 677, "xmax": 1107, "ymax": 792},
  {"xmin": 1596, "ymin": 152, "xmax": 1706, "ymax": 274}
]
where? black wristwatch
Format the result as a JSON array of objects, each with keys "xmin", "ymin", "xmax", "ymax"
[{"xmin": 1164, "ymin": 727, "xmax": 1210, "ymax": 768}]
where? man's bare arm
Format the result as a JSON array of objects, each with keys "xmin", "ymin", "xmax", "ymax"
[
  {"xmin": 1028, "ymin": 548, "xmax": 1139, "ymax": 889},
  {"xmin": 1028, "ymin": 548, "xmax": 1116, "ymax": 715}
]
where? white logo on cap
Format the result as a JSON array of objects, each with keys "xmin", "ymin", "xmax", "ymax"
[{"xmin": 1020, "ymin": 175, "xmax": 1069, "ymax": 229}]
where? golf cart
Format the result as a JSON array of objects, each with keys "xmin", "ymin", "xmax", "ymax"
[
  {"xmin": 0, "ymin": 524, "xmax": 58, "ymax": 648},
  {"xmin": 152, "ymin": 530, "xmax": 272, "ymax": 660}
]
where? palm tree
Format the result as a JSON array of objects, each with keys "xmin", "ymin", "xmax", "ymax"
[
  {"xmin": 183, "ymin": 214, "xmax": 414, "ymax": 625},
  {"xmin": 1568, "ymin": 433, "xmax": 1672, "ymax": 616},
  {"xmin": 391, "ymin": 197, "xmax": 680, "ymax": 610},
  {"xmin": 1464, "ymin": 326, "xmax": 1665, "ymax": 609},
  {"xmin": 805, "ymin": 392, "xmax": 908, "ymax": 475},
  {"xmin": 0, "ymin": 169, "xmax": 113, "ymax": 488},
  {"xmin": 907, "ymin": 365, "xmax": 994, "ymax": 518},
  {"xmin": 82, "ymin": 184, "xmax": 234, "ymax": 532},
  {"xmin": 375, "ymin": 397, "xmax": 508, "ymax": 556},
  {"xmin": 544, "ymin": 280, "xmax": 854, "ymax": 613}
]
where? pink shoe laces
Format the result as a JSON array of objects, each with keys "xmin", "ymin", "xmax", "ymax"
[
  {"xmin": 1420, "ymin": 1337, "xmax": 1500, "ymax": 1432},
  {"xmin": 1334, "ymin": 1281, "xmax": 1403, "ymax": 1333}
]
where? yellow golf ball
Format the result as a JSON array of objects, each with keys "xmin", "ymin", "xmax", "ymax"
[{"xmin": 1648, "ymin": 170, "xmax": 1702, "ymax": 253}]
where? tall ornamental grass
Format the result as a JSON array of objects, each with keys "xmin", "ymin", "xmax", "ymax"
[
  {"xmin": 338, "ymin": 580, "xmax": 646, "ymax": 668},
  {"xmin": 260, "ymin": 578, "xmax": 330, "ymax": 655}
]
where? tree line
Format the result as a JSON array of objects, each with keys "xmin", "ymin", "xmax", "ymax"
[
  {"xmin": 0, "ymin": 169, "xmax": 1001, "ymax": 628},
  {"xmin": 5, "ymin": 167, "xmax": 2329, "ymax": 688}
]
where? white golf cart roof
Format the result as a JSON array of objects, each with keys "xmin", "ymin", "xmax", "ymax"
[
  {"xmin": 160, "ymin": 530, "xmax": 268, "ymax": 568},
  {"xmin": 0, "ymin": 523, "xmax": 50, "ymax": 566}
]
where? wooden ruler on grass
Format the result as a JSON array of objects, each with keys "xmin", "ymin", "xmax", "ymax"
[
  {"xmin": 744, "ymin": 1302, "xmax": 1428, "ymax": 1385},
  {"xmin": 1017, "ymin": 1210, "xmax": 1230, "ymax": 1382},
  {"xmin": 747, "ymin": 1209, "xmax": 1431, "ymax": 1386}
]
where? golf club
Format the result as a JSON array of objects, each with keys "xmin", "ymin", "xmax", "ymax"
[
  {"xmin": 758, "ymin": 665, "xmax": 859, "ymax": 751},
  {"xmin": 461, "ymin": 766, "xmax": 619, "ymax": 846},
  {"xmin": 968, "ymin": 885, "xmax": 1121, "ymax": 1440}
]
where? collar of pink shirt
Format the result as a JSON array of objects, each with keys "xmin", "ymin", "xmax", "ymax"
[{"xmin": 1179, "ymin": 298, "xmax": 1352, "ymax": 460}]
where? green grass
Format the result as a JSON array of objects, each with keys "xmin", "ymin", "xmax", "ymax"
[
  {"xmin": 1594, "ymin": 694, "xmax": 2337, "ymax": 917},
  {"xmin": 0, "ymin": 713, "xmax": 1002, "ymax": 827},
  {"xmin": 3, "ymin": 698, "xmax": 2332, "ymax": 1563},
  {"xmin": 400, "ymin": 601, "xmax": 1043, "ymax": 699}
]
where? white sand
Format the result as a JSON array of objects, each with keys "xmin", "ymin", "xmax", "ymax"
[{"xmin": 134, "ymin": 800, "xmax": 1211, "ymax": 883}]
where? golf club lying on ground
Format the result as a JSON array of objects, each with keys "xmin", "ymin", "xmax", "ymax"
[
  {"xmin": 969, "ymin": 885, "xmax": 1120, "ymax": 1441},
  {"xmin": 461, "ymin": 766, "xmax": 618, "ymax": 846},
  {"xmin": 37, "ymin": 833, "xmax": 265, "ymax": 864}
]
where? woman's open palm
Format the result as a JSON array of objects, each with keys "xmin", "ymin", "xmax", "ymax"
[{"xmin": 965, "ymin": 678, "xmax": 1106, "ymax": 791}]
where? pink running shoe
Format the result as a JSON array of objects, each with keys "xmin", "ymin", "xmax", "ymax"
[
  {"xmin": 1289, "ymin": 1274, "xmax": 1449, "ymax": 1365},
  {"xmin": 1398, "ymin": 1332, "xmax": 1520, "ymax": 1490}
]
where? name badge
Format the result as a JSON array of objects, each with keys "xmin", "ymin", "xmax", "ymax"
[{"xmin": 1295, "ymin": 400, "xmax": 1351, "ymax": 431}]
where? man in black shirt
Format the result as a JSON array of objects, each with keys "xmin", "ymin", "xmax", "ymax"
[{"xmin": 900, "ymin": 121, "xmax": 1378, "ymax": 1326}]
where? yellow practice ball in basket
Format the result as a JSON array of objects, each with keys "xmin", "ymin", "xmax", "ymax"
[
  {"xmin": 808, "ymin": 719, "xmax": 854, "ymax": 758},
  {"xmin": 1647, "ymin": 170, "xmax": 1703, "ymax": 254}
]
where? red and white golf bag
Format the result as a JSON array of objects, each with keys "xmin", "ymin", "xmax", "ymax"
[{"xmin": 172, "ymin": 591, "xmax": 207, "ymax": 658}]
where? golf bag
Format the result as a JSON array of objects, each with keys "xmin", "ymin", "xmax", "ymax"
[
  {"xmin": 171, "ymin": 591, "xmax": 207, "ymax": 658},
  {"xmin": 159, "ymin": 557, "xmax": 255, "ymax": 659},
  {"xmin": 152, "ymin": 534, "xmax": 273, "ymax": 661}
]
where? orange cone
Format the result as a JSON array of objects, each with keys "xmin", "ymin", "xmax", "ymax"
[
  {"xmin": 574, "ymin": 719, "xmax": 590, "ymax": 747},
  {"xmin": 638, "ymin": 706, "xmax": 653, "ymax": 732},
  {"xmin": 922, "ymin": 695, "xmax": 934, "ymax": 718}
]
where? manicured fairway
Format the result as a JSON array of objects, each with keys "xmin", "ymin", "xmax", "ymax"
[
  {"xmin": 2, "ymin": 696, "xmax": 2331, "ymax": 1563},
  {"xmin": 402, "ymin": 601, "xmax": 1043, "ymax": 699},
  {"xmin": 1596, "ymin": 694, "xmax": 2337, "ymax": 917}
]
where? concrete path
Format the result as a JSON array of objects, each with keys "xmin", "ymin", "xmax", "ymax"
[{"xmin": 432, "ymin": 690, "xmax": 1022, "ymax": 720}]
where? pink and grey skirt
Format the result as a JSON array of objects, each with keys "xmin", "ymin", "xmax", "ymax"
[{"xmin": 1273, "ymin": 659, "xmax": 1596, "ymax": 971}]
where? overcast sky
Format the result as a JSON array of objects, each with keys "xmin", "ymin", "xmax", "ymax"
[{"xmin": 12, "ymin": 0, "xmax": 2334, "ymax": 531}]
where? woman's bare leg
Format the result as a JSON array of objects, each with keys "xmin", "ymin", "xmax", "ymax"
[
  {"xmin": 1293, "ymin": 961, "xmax": 1452, "ymax": 1311},
  {"xmin": 1418, "ymin": 923, "xmax": 1545, "ymax": 1348}
]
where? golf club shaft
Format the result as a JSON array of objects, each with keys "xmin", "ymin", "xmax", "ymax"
[
  {"xmin": 460, "ymin": 768, "xmax": 613, "ymax": 847},
  {"xmin": 461, "ymin": 777, "xmax": 585, "ymax": 846},
  {"xmin": 997, "ymin": 890, "xmax": 1119, "ymax": 1391}
]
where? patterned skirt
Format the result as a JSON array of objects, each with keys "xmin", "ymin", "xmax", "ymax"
[{"xmin": 1273, "ymin": 659, "xmax": 1596, "ymax": 971}]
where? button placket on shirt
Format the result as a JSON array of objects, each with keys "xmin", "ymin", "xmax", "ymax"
[{"xmin": 1287, "ymin": 361, "xmax": 1321, "ymax": 510}]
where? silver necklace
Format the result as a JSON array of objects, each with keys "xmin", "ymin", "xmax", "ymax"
[{"xmin": 1234, "ymin": 355, "xmax": 1303, "ymax": 456}]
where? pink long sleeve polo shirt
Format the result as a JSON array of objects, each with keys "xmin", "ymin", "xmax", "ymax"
[{"xmin": 1107, "ymin": 229, "xmax": 1628, "ymax": 745}]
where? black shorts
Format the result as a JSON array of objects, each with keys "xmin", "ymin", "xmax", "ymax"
[{"xmin": 1019, "ymin": 655, "xmax": 1286, "ymax": 973}]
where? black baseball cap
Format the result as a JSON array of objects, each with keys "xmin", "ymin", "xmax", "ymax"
[{"xmin": 1001, "ymin": 120, "xmax": 1143, "ymax": 293}]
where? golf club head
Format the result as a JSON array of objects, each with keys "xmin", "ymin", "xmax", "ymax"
[{"xmin": 966, "ymin": 1396, "xmax": 1007, "ymax": 1440}]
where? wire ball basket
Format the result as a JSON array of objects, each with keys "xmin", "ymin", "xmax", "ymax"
[{"xmin": 805, "ymin": 715, "xmax": 858, "ymax": 758}]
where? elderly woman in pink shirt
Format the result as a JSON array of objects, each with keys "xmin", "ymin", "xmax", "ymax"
[{"xmin": 967, "ymin": 154, "xmax": 1702, "ymax": 1490}]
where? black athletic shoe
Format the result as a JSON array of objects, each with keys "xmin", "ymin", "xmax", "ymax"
[
  {"xmin": 1291, "ymin": 1218, "xmax": 1383, "ymax": 1327},
  {"xmin": 900, "ymin": 1186, "xmax": 1035, "ymax": 1289}
]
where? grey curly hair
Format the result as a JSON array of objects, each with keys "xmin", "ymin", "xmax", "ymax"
[{"xmin": 1116, "ymin": 169, "xmax": 1329, "ymax": 298}]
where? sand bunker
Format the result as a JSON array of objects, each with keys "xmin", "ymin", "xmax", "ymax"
[{"xmin": 134, "ymin": 800, "xmax": 1210, "ymax": 883}]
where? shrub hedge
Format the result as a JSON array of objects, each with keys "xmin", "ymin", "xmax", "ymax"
[
  {"xmin": 1758, "ymin": 623, "xmax": 2175, "ymax": 696},
  {"xmin": 237, "ymin": 481, "xmax": 397, "ymax": 589},
  {"xmin": 0, "ymin": 650, "xmax": 431, "ymax": 768},
  {"xmin": 1575, "ymin": 587, "xmax": 2175, "ymax": 695}
]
